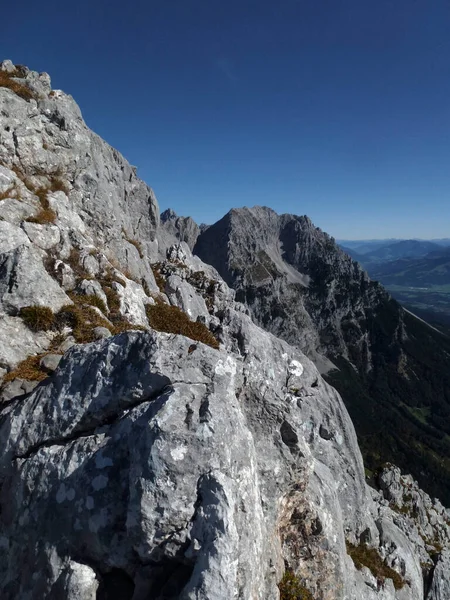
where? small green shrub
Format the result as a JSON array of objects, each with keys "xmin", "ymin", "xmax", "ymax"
[
  {"xmin": 0, "ymin": 69, "xmax": 35, "ymax": 101},
  {"xmin": 346, "ymin": 542, "xmax": 404, "ymax": 590},
  {"xmin": 278, "ymin": 571, "xmax": 314, "ymax": 600},
  {"xmin": 19, "ymin": 305, "xmax": 55, "ymax": 332},
  {"xmin": 146, "ymin": 300, "xmax": 219, "ymax": 349}
]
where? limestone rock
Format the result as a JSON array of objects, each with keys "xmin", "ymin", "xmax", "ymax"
[
  {"xmin": 39, "ymin": 353, "xmax": 62, "ymax": 373},
  {"xmin": 0, "ymin": 245, "xmax": 71, "ymax": 313},
  {"xmin": 0, "ymin": 314, "xmax": 50, "ymax": 370},
  {"xmin": 92, "ymin": 326, "xmax": 111, "ymax": 340}
]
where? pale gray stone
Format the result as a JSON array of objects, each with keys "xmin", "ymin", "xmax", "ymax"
[
  {"xmin": 92, "ymin": 326, "xmax": 111, "ymax": 340},
  {"xmin": 0, "ymin": 314, "xmax": 50, "ymax": 370},
  {"xmin": 0, "ymin": 245, "xmax": 71, "ymax": 313},
  {"xmin": 39, "ymin": 353, "xmax": 62, "ymax": 373},
  {"xmin": 0, "ymin": 220, "xmax": 30, "ymax": 254},
  {"xmin": 22, "ymin": 221, "xmax": 60, "ymax": 250}
]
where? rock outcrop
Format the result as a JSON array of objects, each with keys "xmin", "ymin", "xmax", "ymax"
[
  {"xmin": 193, "ymin": 206, "xmax": 450, "ymax": 506},
  {"xmin": 0, "ymin": 60, "xmax": 449, "ymax": 599}
]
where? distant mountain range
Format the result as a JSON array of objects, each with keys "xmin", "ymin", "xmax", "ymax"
[
  {"xmin": 338, "ymin": 237, "xmax": 450, "ymax": 255},
  {"xmin": 338, "ymin": 239, "xmax": 450, "ymax": 332}
]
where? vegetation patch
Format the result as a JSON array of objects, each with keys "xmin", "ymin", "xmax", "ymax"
[
  {"xmin": 3, "ymin": 354, "xmax": 49, "ymax": 384},
  {"xmin": 70, "ymin": 293, "xmax": 107, "ymax": 314},
  {"xmin": 146, "ymin": 300, "xmax": 219, "ymax": 349},
  {"xmin": 346, "ymin": 542, "xmax": 404, "ymax": 590},
  {"xmin": 0, "ymin": 69, "xmax": 35, "ymax": 101},
  {"xmin": 19, "ymin": 305, "xmax": 55, "ymax": 332},
  {"xmin": 151, "ymin": 263, "xmax": 166, "ymax": 293},
  {"xmin": 55, "ymin": 302, "xmax": 112, "ymax": 344},
  {"xmin": 26, "ymin": 187, "xmax": 56, "ymax": 224},
  {"xmin": 278, "ymin": 571, "xmax": 314, "ymax": 600}
]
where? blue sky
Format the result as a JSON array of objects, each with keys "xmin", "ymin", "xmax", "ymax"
[{"xmin": 2, "ymin": 0, "xmax": 450, "ymax": 239}]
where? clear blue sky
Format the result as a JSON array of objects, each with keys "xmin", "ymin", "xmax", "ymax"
[{"xmin": 2, "ymin": 0, "xmax": 450, "ymax": 239}]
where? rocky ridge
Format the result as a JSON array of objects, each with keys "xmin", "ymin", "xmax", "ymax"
[
  {"xmin": 193, "ymin": 206, "xmax": 450, "ymax": 505},
  {"xmin": 0, "ymin": 59, "xmax": 449, "ymax": 599}
]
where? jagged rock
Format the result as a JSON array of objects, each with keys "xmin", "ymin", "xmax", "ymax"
[
  {"xmin": 0, "ymin": 327, "xmax": 417, "ymax": 600},
  {"xmin": 114, "ymin": 278, "xmax": 151, "ymax": 327},
  {"xmin": 77, "ymin": 279, "xmax": 108, "ymax": 307},
  {"xmin": 193, "ymin": 206, "xmax": 450, "ymax": 506},
  {"xmin": 427, "ymin": 550, "xmax": 450, "ymax": 600},
  {"xmin": 58, "ymin": 336, "xmax": 76, "ymax": 352},
  {"xmin": 0, "ymin": 220, "xmax": 31, "ymax": 253},
  {"xmin": 160, "ymin": 208, "xmax": 200, "ymax": 252},
  {"xmin": 0, "ymin": 60, "xmax": 15, "ymax": 73},
  {"xmin": 165, "ymin": 274, "xmax": 210, "ymax": 320},
  {"xmin": 21, "ymin": 222, "xmax": 60, "ymax": 250},
  {"xmin": 0, "ymin": 245, "xmax": 71, "ymax": 312},
  {"xmin": 0, "ymin": 378, "xmax": 39, "ymax": 403}
]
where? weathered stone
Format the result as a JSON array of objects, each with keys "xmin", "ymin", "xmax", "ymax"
[
  {"xmin": 39, "ymin": 353, "xmax": 62, "ymax": 373},
  {"xmin": 113, "ymin": 278, "xmax": 150, "ymax": 326},
  {"xmin": 77, "ymin": 279, "xmax": 108, "ymax": 308},
  {"xmin": 0, "ymin": 245, "xmax": 71, "ymax": 312},
  {"xmin": 22, "ymin": 221, "xmax": 60, "ymax": 250},
  {"xmin": 0, "ymin": 314, "xmax": 50, "ymax": 370},
  {"xmin": 0, "ymin": 220, "xmax": 30, "ymax": 254},
  {"xmin": 92, "ymin": 326, "xmax": 111, "ymax": 340}
]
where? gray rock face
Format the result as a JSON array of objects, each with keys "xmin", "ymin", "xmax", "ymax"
[
  {"xmin": 0, "ymin": 60, "xmax": 449, "ymax": 600},
  {"xmin": 160, "ymin": 208, "xmax": 200, "ymax": 252},
  {"xmin": 193, "ymin": 206, "xmax": 450, "ymax": 506},
  {"xmin": 0, "ymin": 325, "xmax": 422, "ymax": 599}
]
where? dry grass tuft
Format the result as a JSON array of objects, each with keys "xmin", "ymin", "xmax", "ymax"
[
  {"xmin": 0, "ymin": 184, "xmax": 19, "ymax": 201},
  {"xmin": 346, "ymin": 542, "xmax": 404, "ymax": 590},
  {"xmin": 26, "ymin": 188, "xmax": 56, "ymax": 224},
  {"xmin": 70, "ymin": 293, "xmax": 107, "ymax": 315},
  {"xmin": 151, "ymin": 263, "xmax": 166, "ymax": 293},
  {"xmin": 0, "ymin": 69, "xmax": 35, "ymax": 101},
  {"xmin": 55, "ymin": 302, "xmax": 111, "ymax": 344},
  {"xmin": 146, "ymin": 300, "xmax": 219, "ymax": 349},
  {"xmin": 19, "ymin": 305, "xmax": 55, "ymax": 332},
  {"xmin": 49, "ymin": 177, "xmax": 70, "ymax": 194},
  {"xmin": 278, "ymin": 571, "xmax": 314, "ymax": 600},
  {"xmin": 3, "ymin": 354, "xmax": 49, "ymax": 384}
]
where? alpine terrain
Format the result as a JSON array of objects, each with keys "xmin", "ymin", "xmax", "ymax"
[{"xmin": 0, "ymin": 60, "xmax": 450, "ymax": 600}]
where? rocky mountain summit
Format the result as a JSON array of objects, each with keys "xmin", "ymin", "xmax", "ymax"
[
  {"xmin": 0, "ymin": 59, "xmax": 450, "ymax": 599},
  {"xmin": 193, "ymin": 207, "xmax": 450, "ymax": 506}
]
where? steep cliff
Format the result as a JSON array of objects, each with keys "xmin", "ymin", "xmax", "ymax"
[
  {"xmin": 0, "ymin": 60, "xmax": 449, "ymax": 600},
  {"xmin": 194, "ymin": 206, "xmax": 450, "ymax": 505}
]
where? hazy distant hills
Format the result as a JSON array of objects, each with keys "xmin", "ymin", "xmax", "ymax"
[
  {"xmin": 369, "ymin": 246, "xmax": 450, "ymax": 287},
  {"xmin": 339, "ymin": 238, "xmax": 450, "ymax": 329}
]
